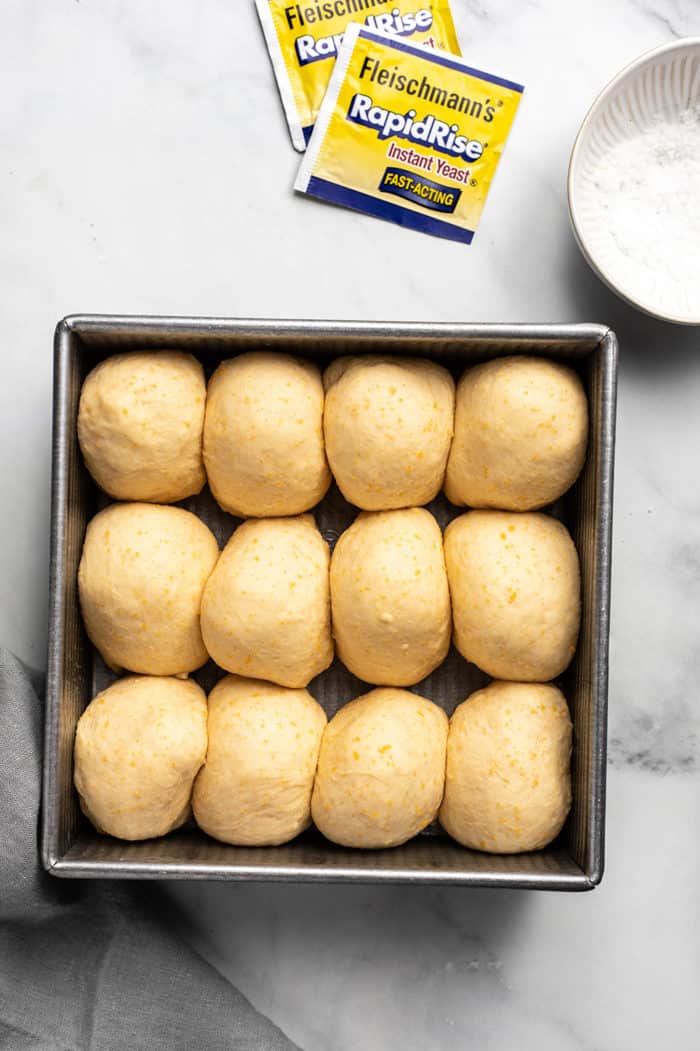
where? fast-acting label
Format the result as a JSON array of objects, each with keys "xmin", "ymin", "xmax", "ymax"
[
  {"xmin": 295, "ymin": 24, "xmax": 523, "ymax": 243},
  {"xmin": 255, "ymin": 0, "xmax": 461, "ymax": 150}
]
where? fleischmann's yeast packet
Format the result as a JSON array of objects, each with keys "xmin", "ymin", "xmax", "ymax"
[
  {"xmin": 295, "ymin": 24, "xmax": 524, "ymax": 244},
  {"xmin": 255, "ymin": 0, "xmax": 461, "ymax": 150}
]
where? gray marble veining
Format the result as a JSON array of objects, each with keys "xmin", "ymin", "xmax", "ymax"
[{"xmin": 2, "ymin": 0, "xmax": 699, "ymax": 1047}]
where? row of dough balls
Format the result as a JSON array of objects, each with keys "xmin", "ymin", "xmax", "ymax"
[
  {"xmin": 77, "ymin": 350, "xmax": 589, "ymax": 514},
  {"xmin": 74, "ymin": 675, "xmax": 572, "ymax": 854},
  {"xmin": 78, "ymin": 503, "xmax": 580, "ymax": 687}
]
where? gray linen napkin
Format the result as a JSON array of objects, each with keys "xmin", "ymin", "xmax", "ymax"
[{"xmin": 0, "ymin": 648, "xmax": 300, "ymax": 1051}]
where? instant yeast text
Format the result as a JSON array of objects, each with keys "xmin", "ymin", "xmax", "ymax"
[
  {"xmin": 295, "ymin": 25, "xmax": 523, "ymax": 244},
  {"xmin": 255, "ymin": 0, "xmax": 461, "ymax": 150}
]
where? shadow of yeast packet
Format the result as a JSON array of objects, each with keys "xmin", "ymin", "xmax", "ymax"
[
  {"xmin": 295, "ymin": 24, "xmax": 524, "ymax": 244},
  {"xmin": 255, "ymin": 1, "xmax": 461, "ymax": 150}
]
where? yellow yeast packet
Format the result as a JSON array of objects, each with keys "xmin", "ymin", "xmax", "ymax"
[
  {"xmin": 255, "ymin": 0, "xmax": 461, "ymax": 150},
  {"xmin": 295, "ymin": 24, "xmax": 524, "ymax": 244}
]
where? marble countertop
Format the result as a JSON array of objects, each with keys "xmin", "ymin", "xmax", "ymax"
[{"xmin": 3, "ymin": 1, "xmax": 699, "ymax": 1047}]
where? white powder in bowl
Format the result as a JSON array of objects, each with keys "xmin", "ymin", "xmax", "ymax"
[{"xmin": 592, "ymin": 107, "xmax": 700, "ymax": 318}]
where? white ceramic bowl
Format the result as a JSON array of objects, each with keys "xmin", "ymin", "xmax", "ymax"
[{"xmin": 568, "ymin": 38, "xmax": 700, "ymax": 325}]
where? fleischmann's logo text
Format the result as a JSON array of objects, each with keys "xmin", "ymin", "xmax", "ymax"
[{"xmin": 358, "ymin": 55, "xmax": 496, "ymax": 121}]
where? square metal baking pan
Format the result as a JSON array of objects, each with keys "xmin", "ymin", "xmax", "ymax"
[{"xmin": 43, "ymin": 315, "xmax": 617, "ymax": 890}]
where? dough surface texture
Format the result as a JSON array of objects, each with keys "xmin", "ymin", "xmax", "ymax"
[
  {"xmin": 323, "ymin": 356, "xmax": 455, "ymax": 510},
  {"xmin": 439, "ymin": 680, "xmax": 573, "ymax": 853},
  {"xmin": 444, "ymin": 510, "xmax": 580, "ymax": 681},
  {"xmin": 201, "ymin": 515, "xmax": 333, "ymax": 688},
  {"xmin": 74, "ymin": 675, "xmax": 208, "ymax": 841},
  {"xmin": 78, "ymin": 351, "xmax": 206, "ymax": 503},
  {"xmin": 330, "ymin": 508, "xmax": 451, "ymax": 686},
  {"xmin": 203, "ymin": 351, "xmax": 330, "ymax": 517},
  {"xmin": 193, "ymin": 675, "xmax": 326, "ymax": 846},
  {"xmin": 78, "ymin": 502, "xmax": 219, "ymax": 675},
  {"xmin": 445, "ymin": 355, "xmax": 588, "ymax": 511},
  {"xmin": 311, "ymin": 687, "xmax": 448, "ymax": 848}
]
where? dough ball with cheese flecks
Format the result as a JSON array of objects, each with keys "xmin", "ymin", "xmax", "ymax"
[
  {"xmin": 78, "ymin": 502, "xmax": 219, "ymax": 675},
  {"xmin": 311, "ymin": 688, "xmax": 448, "ymax": 849},
  {"xmin": 192, "ymin": 675, "xmax": 327, "ymax": 846},
  {"xmin": 73, "ymin": 675, "xmax": 208, "ymax": 841},
  {"xmin": 439, "ymin": 681, "xmax": 573, "ymax": 853},
  {"xmin": 445, "ymin": 355, "xmax": 588, "ymax": 510},
  {"xmin": 200, "ymin": 515, "xmax": 333, "ymax": 688},
  {"xmin": 77, "ymin": 351, "xmax": 206, "ymax": 503},
  {"xmin": 444, "ymin": 510, "xmax": 580, "ymax": 682},
  {"xmin": 330, "ymin": 507, "xmax": 451, "ymax": 686},
  {"xmin": 323, "ymin": 356, "xmax": 455, "ymax": 510},
  {"xmin": 203, "ymin": 352, "xmax": 331, "ymax": 517}
]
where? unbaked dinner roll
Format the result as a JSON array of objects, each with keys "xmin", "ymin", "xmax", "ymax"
[
  {"xmin": 78, "ymin": 503, "xmax": 219, "ymax": 675},
  {"xmin": 203, "ymin": 352, "xmax": 330, "ymax": 517},
  {"xmin": 323, "ymin": 356, "xmax": 455, "ymax": 510},
  {"xmin": 77, "ymin": 351, "xmax": 206, "ymax": 503},
  {"xmin": 74, "ymin": 675, "xmax": 208, "ymax": 841},
  {"xmin": 445, "ymin": 355, "xmax": 588, "ymax": 511},
  {"xmin": 192, "ymin": 675, "xmax": 326, "ymax": 846},
  {"xmin": 330, "ymin": 508, "xmax": 451, "ymax": 686},
  {"xmin": 444, "ymin": 510, "xmax": 580, "ymax": 681},
  {"xmin": 200, "ymin": 515, "xmax": 333, "ymax": 688},
  {"xmin": 311, "ymin": 688, "xmax": 448, "ymax": 849},
  {"xmin": 439, "ymin": 681, "xmax": 573, "ymax": 853}
]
